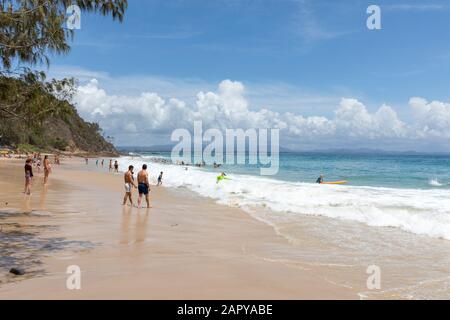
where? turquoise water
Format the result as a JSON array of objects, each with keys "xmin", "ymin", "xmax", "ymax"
[
  {"xmin": 120, "ymin": 150, "xmax": 450, "ymax": 297},
  {"xmin": 121, "ymin": 151, "xmax": 450, "ymax": 240},
  {"xmin": 135, "ymin": 152, "xmax": 450, "ymax": 190}
]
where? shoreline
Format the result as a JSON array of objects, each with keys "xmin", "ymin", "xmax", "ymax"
[{"xmin": 0, "ymin": 158, "xmax": 358, "ymax": 299}]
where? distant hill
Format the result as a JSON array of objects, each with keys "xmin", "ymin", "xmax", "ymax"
[
  {"xmin": 303, "ymin": 148, "xmax": 450, "ymax": 156},
  {"xmin": 0, "ymin": 76, "xmax": 117, "ymax": 155},
  {"xmin": 118, "ymin": 145, "xmax": 450, "ymax": 156},
  {"xmin": 118, "ymin": 144, "xmax": 294, "ymax": 153}
]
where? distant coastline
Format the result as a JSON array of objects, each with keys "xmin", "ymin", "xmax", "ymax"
[{"xmin": 117, "ymin": 145, "xmax": 450, "ymax": 156}]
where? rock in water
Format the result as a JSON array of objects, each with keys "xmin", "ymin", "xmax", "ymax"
[{"xmin": 9, "ymin": 268, "xmax": 25, "ymax": 276}]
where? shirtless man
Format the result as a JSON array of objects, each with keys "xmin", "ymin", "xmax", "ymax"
[
  {"xmin": 137, "ymin": 164, "xmax": 151, "ymax": 208},
  {"xmin": 122, "ymin": 165, "xmax": 137, "ymax": 206},
  {"xmin": 43, "ymin": 155, "xmax": 51, "ymax": 185}
]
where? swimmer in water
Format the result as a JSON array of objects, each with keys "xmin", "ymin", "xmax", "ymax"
[
  {"xmin": 316, "ymin": 174, "xmax": 324, "ymax": 184},
  {"xmin": 216, "ymin": 172, "xmax": 230, "ymax": 184}
]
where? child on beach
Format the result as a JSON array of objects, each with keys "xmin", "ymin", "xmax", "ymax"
[{"xmin": 157, "ymin": 172, "xmax": 163, "ymax": 186}]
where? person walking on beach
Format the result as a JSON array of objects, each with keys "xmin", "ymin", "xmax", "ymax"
[
  {"xmin": 123, "ymin": 165, "xmax": 137, "ymax": 206},
  {"xmin": 157, "ymin": 171, "xmax": 163, "ymax": 186},
  {"xmin": 85, "ymin": 157, "xmax": 88, "ymax": 165},
  {"xmin": 114, "ymin": 160, "xmax": 119, "ymax": 173},
  {"xmin": 109, "ymin": 159, "xmax": 113, "ymax": 172},
  {"xmin": 43, "ymin": 155, "xmax": 51, "ymax": 185},
  {"xmin": 96, "ymin": 159, "xmax": 99, "ymax": 166},
  {"xmin": 101, "ymin": 159, "xmax": 104, "ymax": 167},
  {"xmin": 24, "ymin": 158, "xmax": 33, "ymax": 195},
  {"xmin": 137, "ymin": 164, "xmax": 151, "ymax": 208}
]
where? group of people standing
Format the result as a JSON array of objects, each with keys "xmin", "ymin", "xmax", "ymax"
[
  {"xmin": 91, "ymin": 158, "xmax": 120, "ymax": 173},
  {"xmin": 122, "ymin": 164, "xmax": 163, "ymax": 209},
  {"xmin": 24, "ymin": 154, "xmax": 53, "ymax": 195},
  {"xmin": 23, "ymin": 155, "xmax": 164, "ymax": 208}
]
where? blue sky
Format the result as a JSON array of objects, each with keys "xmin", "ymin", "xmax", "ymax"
[{"xmin": 46, "ymin": 0, "xmax": 450, "ymax": 150}]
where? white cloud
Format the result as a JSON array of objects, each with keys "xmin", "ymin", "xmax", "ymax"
[
  {"xmin": 409, "ymin": 97, "xmax": 450, "ymax": 138},
  {"xmin": 50, "ymin": 65, "xmax": 343, "ymax": 116},
  {"xmin": 73, "ymin": 78, "xmax": 450, "ymax": 152},
  {"xmin": 293, "ymin": 0, "xmax": 352, "ymax": 45}
]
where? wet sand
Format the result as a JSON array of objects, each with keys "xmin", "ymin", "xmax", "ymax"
[{"xmin": 0, "ymin": 158, "xmax": 358, "ymax": 299}]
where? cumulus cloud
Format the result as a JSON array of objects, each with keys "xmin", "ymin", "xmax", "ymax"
[
  {"xmin": 409, "ymin": 97, "xmax": 450, "ymax": 138},
  {"xmin": 73, "ymin": 79, "xmax": 450, "ymax": 151}
]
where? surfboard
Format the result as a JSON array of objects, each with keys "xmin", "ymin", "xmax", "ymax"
[{"xmin": 321, "ymin": 180, "xmax": 348, "ymax": 185}]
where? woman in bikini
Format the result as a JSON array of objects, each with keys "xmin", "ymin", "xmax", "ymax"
[{"xmin": 24, "ymin": 158, "xmax": 33, "ymax": 195}]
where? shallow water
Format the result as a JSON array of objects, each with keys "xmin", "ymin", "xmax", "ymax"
[{"xmin": 115, "ymin": 153, "xmax": 450, "ymax": 240}]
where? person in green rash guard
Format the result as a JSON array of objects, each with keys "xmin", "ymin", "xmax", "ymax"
[{"xmin": 216, "ymin": 172, "xmax": 230, "ymax": 184}]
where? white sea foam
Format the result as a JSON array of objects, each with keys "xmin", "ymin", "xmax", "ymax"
[
  {"xmin": 429, "ymin": 178, "xmax": 444, "ymax": 187},
  {"xmin": 120, "ymin": 156, "xmax": 450, "ymax": 241}
]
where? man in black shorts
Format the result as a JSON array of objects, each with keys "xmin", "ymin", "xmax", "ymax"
[{"xmin": 137, "ymin": 164, "xmax": 151, "ymax": 208}]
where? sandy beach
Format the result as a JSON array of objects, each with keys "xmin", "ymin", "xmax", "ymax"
[
  {"xmin": 3, "ymin": 0, "xmax": 450, "ymax": 304},
  {"xmin": 0, "ymin": 158, "xmax": 360, "ymax": 299}
]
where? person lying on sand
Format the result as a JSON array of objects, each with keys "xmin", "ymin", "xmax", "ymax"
[
  {"xmin": 123, "ymin": 165, "xmax": 137, "ymax": 206},
  {"xmin": 137, "ymin": 164, "xmax": 151, "ymax": 208}
]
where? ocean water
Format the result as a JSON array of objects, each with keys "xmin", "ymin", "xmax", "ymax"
[
  {"xmin": 118, "ymin": 152, "xmax": 450, "ymax": 241},
  {"xmin": 106, "ymin": 151, "xmax": 450, "ymax": 298}
]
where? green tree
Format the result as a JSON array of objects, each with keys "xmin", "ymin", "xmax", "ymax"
[
  {"xmin": 1, "ymin": 0, "xmax": 127, "ymax": 69},
  {"xmin": 0, "ymin": 0, "xmax": 127, "ymax": 120},
  {"xmin": 0, "ymin": 72, "xmax": 75, "ymax": 121}
]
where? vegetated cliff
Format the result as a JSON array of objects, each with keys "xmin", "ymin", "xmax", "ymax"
[{"xmin": 0, "ymin": 76, "xmax": 117, "ymax": 155}]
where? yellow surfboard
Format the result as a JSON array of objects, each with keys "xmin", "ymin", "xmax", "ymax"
[{"xmin": 320, "ymin": 180, "xmax": 348, "ymax": 185}]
